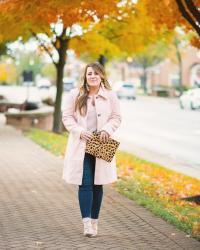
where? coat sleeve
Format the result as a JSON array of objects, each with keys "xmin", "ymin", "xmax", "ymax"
[
  {"xmin": 100, "ymin": 91, "xmax": 122, "ymax": 136},
  {"xmin": 62, "ymin": 89, "xmax": 85, "ymax": 138}
]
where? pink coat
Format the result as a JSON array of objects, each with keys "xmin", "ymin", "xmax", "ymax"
[{"xmin": 62, "ymin": 86, "xmax": 121, "ymax": 185}]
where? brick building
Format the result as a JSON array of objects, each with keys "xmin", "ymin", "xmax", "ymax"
[
  {"xmin": 108, "ymin": 46, "xmax": 200, "ymax": 93},
  {"xmin": 147, "ymin": 46, "xmax": 200, "ymax": 90}
]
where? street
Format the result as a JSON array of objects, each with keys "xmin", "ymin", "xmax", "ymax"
[{"xmin": 116, "ymin": 96, "xmax": 200, "ymax": 180}]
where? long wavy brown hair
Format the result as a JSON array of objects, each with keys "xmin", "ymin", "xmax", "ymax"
[{"xmin": 75, "ymin": 62, "xmax": 112, "ymax": 116}]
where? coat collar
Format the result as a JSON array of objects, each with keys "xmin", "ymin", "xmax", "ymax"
[{"xmin": 88, "ymin": 85, "xmax": 108, "ymax": 100}]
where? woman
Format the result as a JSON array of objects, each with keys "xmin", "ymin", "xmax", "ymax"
[{"xmin": 62, "ymin": 62, "xmax": 121, "ymax": 237}]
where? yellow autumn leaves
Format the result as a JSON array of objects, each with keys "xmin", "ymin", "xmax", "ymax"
[{"xmin": 116, "ymin": 151, "xmax": 200, "ymax": 238}]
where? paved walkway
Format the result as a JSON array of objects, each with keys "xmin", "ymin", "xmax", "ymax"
[{"xmin": 0, "ymin": 124, "xmax": 200, "ymax": 250}]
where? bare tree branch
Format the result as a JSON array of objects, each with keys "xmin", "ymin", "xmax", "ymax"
[
  {"xmin": 40, "ymin": 27, "xmax": 58, "ymax": 51},
  {"xmin": 31, "ymin": 30, "xmax": 58, "ymax": 67}
]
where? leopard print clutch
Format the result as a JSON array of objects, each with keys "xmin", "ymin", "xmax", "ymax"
[{"xmin": 85, "ymin": 132, "xmax": 120, "ymax": 162}]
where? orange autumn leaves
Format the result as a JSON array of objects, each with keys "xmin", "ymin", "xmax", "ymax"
[
  {"xmin": 0, "ymin": 0, "xmax": 199, "ymax": 57},
  {"xmin": 0, "ymin": 0, "xmax": 119, "ymax": 42},
  {"xmin": 141, "ymin": 0, "xmax": 199, "ymax": 31},
  {"xmin": 140, "ymin": 0, "xmax": 200, "ymax": 48},
  {"xmin": 117, "ymin": 151, "xmax": 200, "ymax": 204},
  {"xmin": 116, "ymin": 151, "xmax": 200, "ymax": 237}
]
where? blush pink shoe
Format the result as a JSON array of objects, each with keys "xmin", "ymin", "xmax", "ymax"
[
  {"xmin": 91, "ymin": 219, "xmax": 98, "ymax": 237},
  {"xmin": 82, "ymin": 218, "xmax": 94, "ymax": 237}
]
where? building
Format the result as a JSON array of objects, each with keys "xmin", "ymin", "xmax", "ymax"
[
  {"xmin": 108, "ymin": 46, "xmax": 200, "ymax": 94},
  {"xmin": 147, "ymin": 46, "xmax": 200, "ymax": 90}
]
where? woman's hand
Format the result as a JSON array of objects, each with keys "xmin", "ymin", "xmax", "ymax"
[
  {"xmin": 80, "ymin": 130, "xmax": 93, "ymax": 141},
  {"xmin": 100, "ymin": 130, "xmax": 110, "ymax": 143}
]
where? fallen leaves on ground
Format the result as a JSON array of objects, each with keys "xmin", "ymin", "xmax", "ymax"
[{"xmin": 116, "ymin": 151, "xmax": 200, "ymax": 238}]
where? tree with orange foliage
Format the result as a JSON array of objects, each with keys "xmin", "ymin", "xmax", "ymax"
[
  {"xmin": 0, "ymin": 0, "xmax": 118, "ymax": 133},
  {"xmin": 141, "ymin": 0, "xmax": 200, "ymax": 48},
  {"xmin": 70, "ymin": 1, "xmax": 172, "ymax": 65}
]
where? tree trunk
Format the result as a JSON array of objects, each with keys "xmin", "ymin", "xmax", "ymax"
[
  {"xmin": 177, "ymin": 52, "xmax": 183, "ymax": 94},
  {"xmin": 184, "ymin": 0, "xmax": 200, "ymax": 23},
  {"xmin": 53, "ymin": 38, "xmax": 68, "ymax": 133},
  {"xmin": 98, "ymin": 54, "xmax": 107, "ymax": 66},
  {"xmin": 175, "ymin": 0, "xmax": 200, "ymax": 37},
  {"xmin": 141, "ymin": 67, "xmax": 147, "ymax": 94},
  {"xmin": 121, "ymin": 66, "xmax": 126, "ymax": 81},
  {"xmin": 174, "ymin": 38, "xmax": 183, "ymax": 94}
]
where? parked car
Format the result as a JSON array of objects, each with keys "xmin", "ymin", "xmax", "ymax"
[
  {"xmin": 63, "ymin": 77, "xmax": 75, "ymax": 92},
  {"xmin": 116, "ymin": 82, "xmax": 136, "ymax": 100},
  {"xmin": 151, "ymin": 85, "xmax": 172, "ymax": 97},
  {"xmin": 179, "ymin": 88, "xmax": 200, "ymax": 110},
  {"xmin": 36, "ymin": 78, "xmax": 51, "ymax": 89}
]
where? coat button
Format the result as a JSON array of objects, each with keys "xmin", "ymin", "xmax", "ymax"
[
  {"xmin": 96, "ymin": 96, "xmax": 98, "ymax": 99},
  {"xmin": 98, "ymin": 114, "xmax": 101, "ymax": 117}
]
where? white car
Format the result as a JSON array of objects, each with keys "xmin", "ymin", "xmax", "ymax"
[
  {"xmin": 63, "ymin": 77, "xmax": 76, "ymax": 92},
  {"xmin": 115, "ymin": 82, "xmax": 136, "ymax": 100},
  {"xmin": 179, "ymin": 88, "xmax": 200, "ymax": 110},
  {"xmin": 36, "ymin": 78, "xmax": 51, "ymax": 89}
]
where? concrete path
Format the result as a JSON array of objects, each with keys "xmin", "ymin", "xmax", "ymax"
[{"xmin": 0, "ymin": 124, "xmax": 200, "ymax": 249}]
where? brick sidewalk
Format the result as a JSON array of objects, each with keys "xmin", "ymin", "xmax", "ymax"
[{"xmin": 0, "ymin": 124, "xmax": 200, "ymax": 250}]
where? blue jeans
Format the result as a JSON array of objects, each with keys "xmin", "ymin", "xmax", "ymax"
[{"xmin": 78, "ymin": 153, "xmax": 103, "ymax": 219}]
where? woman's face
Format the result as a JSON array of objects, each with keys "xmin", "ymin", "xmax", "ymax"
[{"xmin": 86, "ymin": 66, "xmax": 101, "ymax": 88}]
